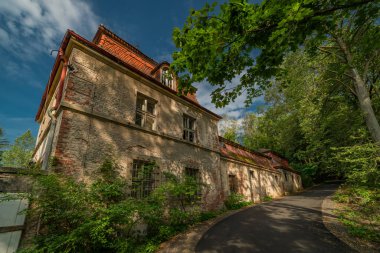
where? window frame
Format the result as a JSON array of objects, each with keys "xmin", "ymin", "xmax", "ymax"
[
  {"xmin": 135, "ymin": 93, "xmax": 157, "ymax": 130},
  {"xmin": 131, "ymin": 160, "xmax": 160, "ymax": 199},
  {"xmin": 161, "ymin": 68, "xmax": 173, "ymax": 89},
  {"xmin": 184, "ymin": 167, "xmax": 202, "ymax": 199},
  {"xmin": 228, "ymin": 174, "xmax": 238, "ymax": 194},
  {"xmin": 183, "ymin": 114, "xmax": 196, "ymax": 142}
]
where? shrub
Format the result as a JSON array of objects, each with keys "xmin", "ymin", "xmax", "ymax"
[
  {"xmin": 330, "ymin": 135, "xmax": 380, "ymax": 187},
  {"xmin": 21, "ymin": 159, "xmax": 220, "ymax": 252},
  {"xmin": 224, "ymin": 193, "xmax": 251, "ymax": 210},
  {"xmin": 334, "ymin": 186, "xmax": 380, "ymax": 243},
  {"xmin": 263, "ymin": 196, "xmax": 273, "ymax": 202}
]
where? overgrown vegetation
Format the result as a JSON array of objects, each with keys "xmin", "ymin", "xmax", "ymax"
[
  {"xmin": 0, "ymin": 127, "xmax": 9, "ymax": 164},
  {"xmin": 171, "ymin": 0, "xmax": 379, "ymax": 244},
  {"xmin": 224, "ymin": 193, "xmax": 251, "ymax": 210},
  {"xmin": 334, "ymin": 186, "xmax": 380, "ymax": 243},
  {"xmin": 20, "ymin": 159, "xmax": 227, "ymax": 253}
]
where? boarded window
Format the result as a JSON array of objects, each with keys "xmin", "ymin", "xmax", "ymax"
[
  {"xmin": 131, "ymin": 160, "xmax": 160, "ymax": 199},
  {"xmin": 183, "ymin": 114, "xmax": 195, "ymax": 142},
  {"xmin": 228, "ymin": 175, "xmax": 238, "ymax": 194},
  {"xmin": 135, "ymin": 93, "xmax": 156, "ymax": 130}
]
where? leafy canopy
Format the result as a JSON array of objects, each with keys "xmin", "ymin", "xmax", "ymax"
[
  {"xmin": 171, "ymin": 0, "xmax": 378, "ymax": 107},
  {"xmin": 1, "ymin": 130, "xmax": 35, "ymax": 168}
]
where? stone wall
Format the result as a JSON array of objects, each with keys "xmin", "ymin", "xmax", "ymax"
[{"xmin": 48, "ymin": 47, "xmax": 224, "ymax": 209}]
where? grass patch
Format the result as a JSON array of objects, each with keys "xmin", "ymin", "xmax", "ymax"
[
  {"xmin": 333, "ymin": 185, "xmax": 380, "ymax": 243},
  {"xmin": 224, "ymin": 193, "xmax": 252, "ymax": 210}
]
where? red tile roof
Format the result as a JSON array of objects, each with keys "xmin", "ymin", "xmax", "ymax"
[
  {"xmin": 93, "ymin": 25, "xmax": 198, "ymax": 103},
  {"xmin": 261, "ymin": 150, "xmax": 297, "ymax": 174},
  {"xmin": 219, "ymin": 137, "xmax": 299, "ymax": 174},
  {"xmin": 219, "ymin": 137, "xmax": 275, "ymax": 171}
]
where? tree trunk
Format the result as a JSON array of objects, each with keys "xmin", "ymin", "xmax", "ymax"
[
  {"xmin": 336, "ymin": 37, "xmax": 380, "ymax": 143},
  {"xmin": 352, "ymin": 69, "xmax": 380, "ymax": 143}
]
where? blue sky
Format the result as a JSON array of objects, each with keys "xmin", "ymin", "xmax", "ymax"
[{"xmin": 0, "ymin": 0, "xmax": 263, "ymax": 143}]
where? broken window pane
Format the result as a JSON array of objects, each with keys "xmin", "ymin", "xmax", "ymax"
[
  {"xmin": 135, "ymin": 93, "xmax": 156, "ymax": 130},
  {"xmin": 183, "ymin": 114, "xmax": 195, "ymax": 142}
]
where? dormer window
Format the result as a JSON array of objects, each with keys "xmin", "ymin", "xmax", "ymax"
[{"xmin": 161, "ymin": 68, "xmax": 173, "ymax": 89}]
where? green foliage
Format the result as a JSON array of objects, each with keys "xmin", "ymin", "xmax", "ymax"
[
  {"xmin": 334, "ymin": 186, "xmax": 380, "ymax": 243},
  {"xmin": 330, "ymin": 133, "xmax": 380, "ymax": 187},
  {"xmin": 22, "ymin": 160, "xmax": 223, "ymax": 253},
  {"xmin": 1, "ymin": 130, "xmax": 35, "ymax": 168},
  {"xmin": 263, "ymin": 196, "xmax": 273, "ymax": 202},
  {"xmin": 220, "ymin": 117, "xmax": 240, "ymax": 143},
  {"xmin": 0, "ymin": 127, "xmax": 9, "ymax": 165},
  {"xmin": 239, "ymin": 49, "xmax": 378, "ymax": 186},
  {"xmin": 172, "ymin": 0, "xmax": 378, "ymax": 106},
  {"xmin": 173, "ymin": 0, "xmax": 380, "ymax": 143},
  {"xmin": 224, "ymin": 193, "xmax": 251, "ymax": 210}
]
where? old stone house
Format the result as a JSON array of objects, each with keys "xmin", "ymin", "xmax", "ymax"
[{"xmin": 33, "ymin": 25, "xmax": 302, "ymax": 209}]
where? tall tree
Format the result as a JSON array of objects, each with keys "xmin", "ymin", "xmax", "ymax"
[
  {"xmin": 1, "ymin": 130, "xmax": 35, "ymax": 168},
  {"xmin": 242, "ymin": 49, "xmax": 371, "ymax": 183},
  {"xmin": 0, "ymin": 127, "xmax": 9, "ymax": 165},
  {"xmin": 172, "ymin": 0, "xmax": 380, "ymax": 142},
  {"xmin": 220, "ymin": 116, "xmax": 240, "ymax": 142}
]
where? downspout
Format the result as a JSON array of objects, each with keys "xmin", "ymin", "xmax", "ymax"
[{"xmin": 41, "ymin": 49, "xmax": 68, "ymax": 170}]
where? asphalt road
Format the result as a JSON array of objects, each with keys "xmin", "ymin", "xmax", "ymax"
[{"xmin": 196, "ymin": 184, "xmax": 355, "ymax": 253}]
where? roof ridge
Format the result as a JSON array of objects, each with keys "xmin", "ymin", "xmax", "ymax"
[
  {"xmin": 218, "ymin": 136, "xmax": 271, "ymax": 159},
  {"xmin": 36, "ymin": 29, "xmax": 222, "ymax": 121},
  {"xmin": 94, "ymin": 24, "xmax": 158, "ymax": 66}
]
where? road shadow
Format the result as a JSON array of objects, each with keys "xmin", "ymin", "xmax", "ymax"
[{"xmin": 196, "ymin": 184, "xmax": 355, "ymax": 253}]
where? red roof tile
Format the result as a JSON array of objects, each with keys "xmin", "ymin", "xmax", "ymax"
[
  {"xmin": 93, "ymin": 25, "xmax": 198, "ymax": 103},
  {"xmin": 219, "ymin": 137, "xmax": 275, "ymax": 170}
]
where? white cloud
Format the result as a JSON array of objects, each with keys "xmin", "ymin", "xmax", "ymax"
[
  {"xmin": 0, "ymin": 28, "xmax": 10, "ymax": 47},
  {"xmin": 194, "ymin": 73, "xmax": 264, "ymax": 120},
  {"xmin": 0, "ymin": 0, "xmax": 99, "ymax": 59}
]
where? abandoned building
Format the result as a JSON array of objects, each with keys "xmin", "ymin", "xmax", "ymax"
[{"xmin": 33, "ymin": 25, "xmax": 302, "ymax": 209}]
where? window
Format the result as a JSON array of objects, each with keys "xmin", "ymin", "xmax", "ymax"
[
  {"xmin": 249, "ymin": 171, "xmax": 254, "ymax": 180},
  {"xmin": 161, "ymin": 68, "xmax": 173, "ymax": 89},
  {"xmin": 185, "ymin": 167, "xmax": 202, "ymax": 199},
  {"xmin": 135, "ymin": 93, "xmax": 156, "ymax": 130},
  {"xmin": 228, "ymin": 175, "xmax": 238, "ymax": 194},
  {"xmin": 183, "ymin": 114, "xmax": 195, "ymax": 142},
  {"xmin": 131, "ymin": 160, "xmax": 160, "ymax": 199},
  {"xmin": 284, "ymin": 172, "xmax": 288, "ymax": 181}
]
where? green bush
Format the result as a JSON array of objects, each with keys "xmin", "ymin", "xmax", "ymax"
[
  {"xmin": 21, "ymin": 159, "xmax": 220, "ymax": 253},
  {"xmin": 263, "ymin": 196, "xmax": 273, "ymax": 202},
  {"xmin": 224, "ymin": 193, "xmax": 251, "ymax": 210},
  {"xmin": 330, "ymin": 135, "xmax": 380, "ymax": 187},
  {"xmin": 334, "ymin": 186, "xmax": 380, "ymax": 243}
]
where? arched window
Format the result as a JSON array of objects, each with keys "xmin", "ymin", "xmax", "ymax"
[{"xmin": 161, "ymin": 68, "xmax": 173, "ymax": 89}]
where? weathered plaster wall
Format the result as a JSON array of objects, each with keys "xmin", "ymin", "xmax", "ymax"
[
  {"xmin": 65, "ymin": 48, "xmax": 220, "ymax": 151},
  {"xmin": 221, "ymin": 159, "xmax": 301, "ymax": 202},
  {"xmin": 33, "ymin": 84, "xmax": 61, "ymax": 162},
  {"xmin": 281, "ymin": 170, "xmax": 302, "ymax": 193},
  {"xmin": 51, "ymin": 47, "xmax": 224, "ymax": 209}
]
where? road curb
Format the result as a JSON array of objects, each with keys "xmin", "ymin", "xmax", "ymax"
[
  {"xmin": 156, "ymin": 204, "xmax": 254, "ymax": 253},
  {"xmin": 157, "ymin": 189, "xmax": 306, "ymax": 253}
]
